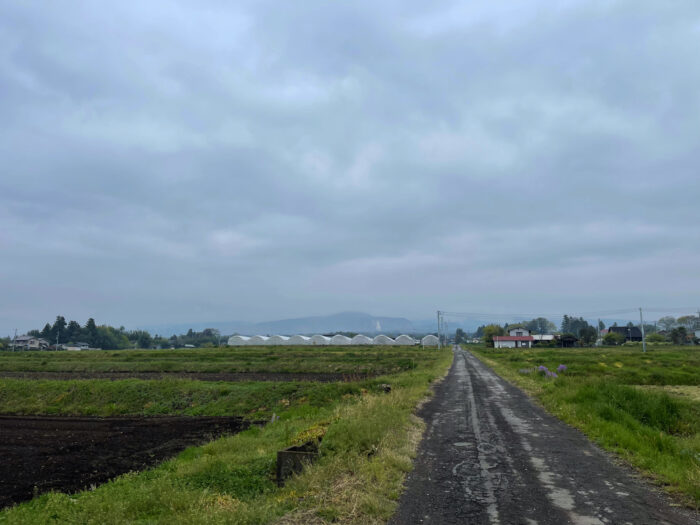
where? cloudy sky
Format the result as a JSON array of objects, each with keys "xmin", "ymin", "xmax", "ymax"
[{"xmin": 2, "ymin": 1, "xmax": 699, "ymax": 334}]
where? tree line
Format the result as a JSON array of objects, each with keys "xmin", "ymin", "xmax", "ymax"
[{"xmin": 3, "ymin": 316, "xmax": 224, "ymax": 350}]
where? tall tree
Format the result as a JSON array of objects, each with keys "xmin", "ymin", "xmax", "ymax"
[
  {"xmin": 84, "ymin": 318, "xmax": 98, "ymax": 346},
  {"xmin": 40, "ymin": 323, "xmax": 51, "ymax": 338},
  {"xmin": 51, "ymin": 316, "xmax": 67, "ymax": 343},
  {"xmin": 658, "ymin": 316, "xmax": 676, "ymax": 331},
  {"xmin": 66, "ymin": 320, "xmax": 82, "ymax": 342},
  {"xmin": 482, "ymin": 325, "xmax": 505, "ymax": 347}
]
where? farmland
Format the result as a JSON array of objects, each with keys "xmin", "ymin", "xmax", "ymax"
[
  {"xmin": 0, "ymin": 345, "xmax": 452, "ymax": 524},
  {"xmin": 470, "ymin": 344, "xmax": 700, "ymax": 507}
]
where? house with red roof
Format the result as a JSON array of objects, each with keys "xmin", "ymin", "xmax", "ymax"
[{"xmin": 493, "ymin": 327, "xmax": 534, "ymax": 349}]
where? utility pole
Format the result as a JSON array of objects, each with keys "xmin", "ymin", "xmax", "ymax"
[
  {"xmin": 639, "ymin": 307, "xmax": 646, "ymax": 353},
  {"xmin": 56, "ymin": 332, "xmax": 60, "ymax": 351},
  {"xmin": 437, "ymin": 311, "xmax": 441, "ymax": 350}
]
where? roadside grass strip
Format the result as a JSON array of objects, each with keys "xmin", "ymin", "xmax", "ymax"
[
  {"xmin": 0, "ymin": 349, "xmax": 452, "ymax": 524},
  {"xmin": 471, "ymin": 346, "xmax": 700, "ymax": 508}
]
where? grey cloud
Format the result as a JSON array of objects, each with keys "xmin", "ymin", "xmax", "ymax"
[{"xmin": 2, "ymin": 1, "xmax": 700, "ymax": 333}]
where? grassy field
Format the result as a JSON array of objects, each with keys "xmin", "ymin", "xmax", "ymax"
[
  {"xmin": 469, "ymin": 344, "xmax": 700, "ymax": 507},
  {"xmin": 0, "ymin": 346, "xmax": 453, "ymax": 524},
  {"xmin": 0, "ymin": 346, "xmax": 432, "ymax": 375}
]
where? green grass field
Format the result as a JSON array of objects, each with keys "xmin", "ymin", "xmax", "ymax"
[
  {"xmin": 470, "ymin": 344, "xmax": 700, "ymax": 507},
  {"xmin": 0, "ymin": 346, "xmax": 453, "ymax": 524},
  {"xmin": 0, "ymin": 346, "xmax": 433, "ymax": 375}
]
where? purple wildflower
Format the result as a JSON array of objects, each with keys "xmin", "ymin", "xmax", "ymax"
[{"xmin": 557, "ymin": 364, "xmax": 567, "ymax": 373}]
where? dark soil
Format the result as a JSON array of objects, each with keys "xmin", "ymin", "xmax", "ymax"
[
  {"xmin": 0, "ymin": 415, "xmax": 253, "ymax": 510},
  {"xmin": 390, "ymin": 347, "xmax": 700, "ymax": 525},
  {"xmin": 0, "ymin": 371, "xmax": 365, "ymax": 382}
]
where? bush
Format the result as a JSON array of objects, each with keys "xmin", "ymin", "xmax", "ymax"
[{"xmin": 646, "ymin": 333, "xmax": 667, "ymax": 343}]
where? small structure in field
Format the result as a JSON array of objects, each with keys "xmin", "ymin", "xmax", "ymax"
[
  {"xmin": 248, "ymin": 335, "xmax": 270, "ymax": 346},
  {"xmin": 330, "ymin": 334, "xmax": 352, "ymax": 345},
  {"xmin": 309, "ymin": 335, "xmax": 331, "ymax": 345},
  {"xmin": 228, "ymin": 335, "xmax": 250, "ymax": 346},
  {"xmin": 372, "ymin": 334, "xmax": 395, "ymax": 345},
  {"xmin": 394, "ymin": 334, "xmax": 416, "ymax": 345},
  {"xmin": 350, "ymin": 334, "xmax": 373, "ymax": 345},
  {"xmin": 421, "ymin": 335, "xmax": 439, "ymax": 347}
]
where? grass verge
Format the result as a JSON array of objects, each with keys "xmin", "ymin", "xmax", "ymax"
[
  {"xmin": 0, "ymin": 348, "xmax": 452, "ymax": 524},
  {"xmin": 470, "ymin": 346, "xmax": 700, "ymax": 508}
]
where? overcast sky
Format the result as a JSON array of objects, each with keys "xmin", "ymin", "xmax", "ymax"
[{"xmin": 2, "ymin": 1, "xmax": 699, "ymax": 334}]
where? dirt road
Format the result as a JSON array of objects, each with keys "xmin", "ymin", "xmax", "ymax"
[{"xmin": 390, "ymin": 347, "xmax": 699, "ymax": 525}]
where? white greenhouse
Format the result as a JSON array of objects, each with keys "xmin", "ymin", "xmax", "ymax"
[
  {"xmin": 227, "ymin": 335, "xmax": 250, "ymax": 346},
  {"xmin": 394, "ymin": 334, "xmax": 416, "ymax": 345},
  {"xmin": 267, "ymin": 335, "xmax": 290, "ymax": 346},
  {"xmin": 421, "ymin": 335, "xmax": 439, "ymax": 347},
  {"xmin": 372, "ymin": 335, "xmax": 395, "ymax": 345},
  {"xmin": 330, "ymin": 334, "xmax": 352, "ymax": 345},
  {"xmin": 309, "ymin": 335, "xmax": 331, "ymax": 345},
  {"xmin": 248, "ymin": 335, "xmax": 270, "ymax": 346},
  {"xmin": 287, "ymin": 335, "xmax": 310, "ymax": 345},
  {"xmin": 350, "ymin": 334, "xmax": 373, "ymax": 345}
]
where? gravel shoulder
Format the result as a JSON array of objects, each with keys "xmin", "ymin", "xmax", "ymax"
[{"xmin": 390, "ymin": 347, "xmax": 699, "ymax": 525}]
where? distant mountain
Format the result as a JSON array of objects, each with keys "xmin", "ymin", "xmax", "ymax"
[{"xmin": 138, "ymin": 311, "xmax": 416, "ymax": 337}]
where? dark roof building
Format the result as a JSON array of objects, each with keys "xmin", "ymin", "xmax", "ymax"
[{"xmin": 608, "ymin": 326, "xmax": 643, "ymax": 342}]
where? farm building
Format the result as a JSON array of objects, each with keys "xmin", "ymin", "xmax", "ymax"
[
  {"xmin": 493, "ymin": 335, "xmax": 534, "ymax": 348},
  {"xmin": 394, "ymin": 334, "xmax": 416, "ymax": 345},
  {"xmin": 267, "ymin": 335, "xmax": 290, "ymax": 345},
  {"xmin": 13, "ymin": 336, "xmax": 50, "ymax": 350},
  {"xmin": 310, "ymin": 335, "xmax": 331, "ymax": 345},
  {"xmin": 227, "ymin": 335, "xmax": 250, "ymax": 346},
  {"xmin": 287, "ymin": 335, "xmax": 310, "ymax": 345},
  {"xmin": 372, "ymin": 335, "xmax": 395, "ymax": 345},
  {"xmin": 531, "ymin": 334, "xmax": 555, "ymax": 342},
  {"xmin": 421, "ymin": 335, "xmax": 439, "ymax": 346},
  {"xmin": 248, "ymin": 335, "xmax": 270, "ymax": 346},
  {"xmin": 330, "ymin": 334, "xmax": 352, "ymax": 345},
  {"xmin": 350, "ymin": 334, "xmax": 373, "ymax": 345},
  {"xmin": 608, "ymin": 326, "xmax": 643, "ymax": 342}
]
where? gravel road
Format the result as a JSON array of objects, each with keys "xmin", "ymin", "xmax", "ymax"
[{"xmin": 390, "ymin": 346, "xmax": 699, "ymax": 525}]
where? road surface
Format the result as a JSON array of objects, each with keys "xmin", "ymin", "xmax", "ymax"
[{"xmin": 390, "ymin": 346, "xmax": 699, "ymax": 525}]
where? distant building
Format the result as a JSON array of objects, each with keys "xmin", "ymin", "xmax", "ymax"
[
  {"xmin": 531, "ymin": 334, "xmax": 555, "ymax": 342},
  {"xmin": 608, "ymin": 326, "xmax": 642, "ymax": 342},
  {"xmin": 494, "ymin": 328, "xmax": 534, "ymax": 349},
  {"xmin": 13, "ymin": 336, "xmax": 50, "ymax": 350},
  {"xmin": 64, "ymin": 342, "xmax": 90, "ymax": 351}
]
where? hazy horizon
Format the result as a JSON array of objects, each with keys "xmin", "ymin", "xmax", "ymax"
[{"xmin": 2, "ymin": 2, "xmax": 699, "ymax": 336}]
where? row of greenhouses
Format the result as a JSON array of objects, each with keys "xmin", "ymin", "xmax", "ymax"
[{"xmin": 227, "ymin": 334, "xmax": 439, "ymax": 347}]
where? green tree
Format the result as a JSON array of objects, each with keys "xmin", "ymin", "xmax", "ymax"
[
  {"xmin": 669, "ymin": 327, "xmax": 687, "ymax": 345},
  {"xmin": 658, "ymin": 316, "xmax": 676, "ymax": 331},
  {"xmin": 84, "ymin": 318, "xmax": 98, "ymax": 347},
  {"xmin": 66, "ymin": 320, "xmax": 82, "ymax": 342},
  {"xmin": 51, "ymin": 316, "xmax": 67, "ymax": 343},
  {"xmin": 40, "ymin": 323, "xmax": 51, "ymax": 338},
  {"xmin": 455, "ymin": 328, "xmax": 466, "ymax": 344},
  {"xmin": 676, "ymin": 315, "xmax": 698, "ymax": 330},
  {"xmin": 603, "ymin": 332, "xmax": 625, "ymax": 345},
  {"xmin": 598, "ymin": 320, "xmax": 605, "ymax": 331},
  {"xmin": 646, "ymin": 333, "xmax": 666, "ymax": 343},
  {"xmin": 579, "ymin": 326, "xmax": 598, "ymax": 346},
  {"xmin": 525, "ymin": 317, "xmax": 556, "ymax": 334},
  {"xmin": 483, "ymin": 324, "xmax": 505, "ymax": 347}
]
